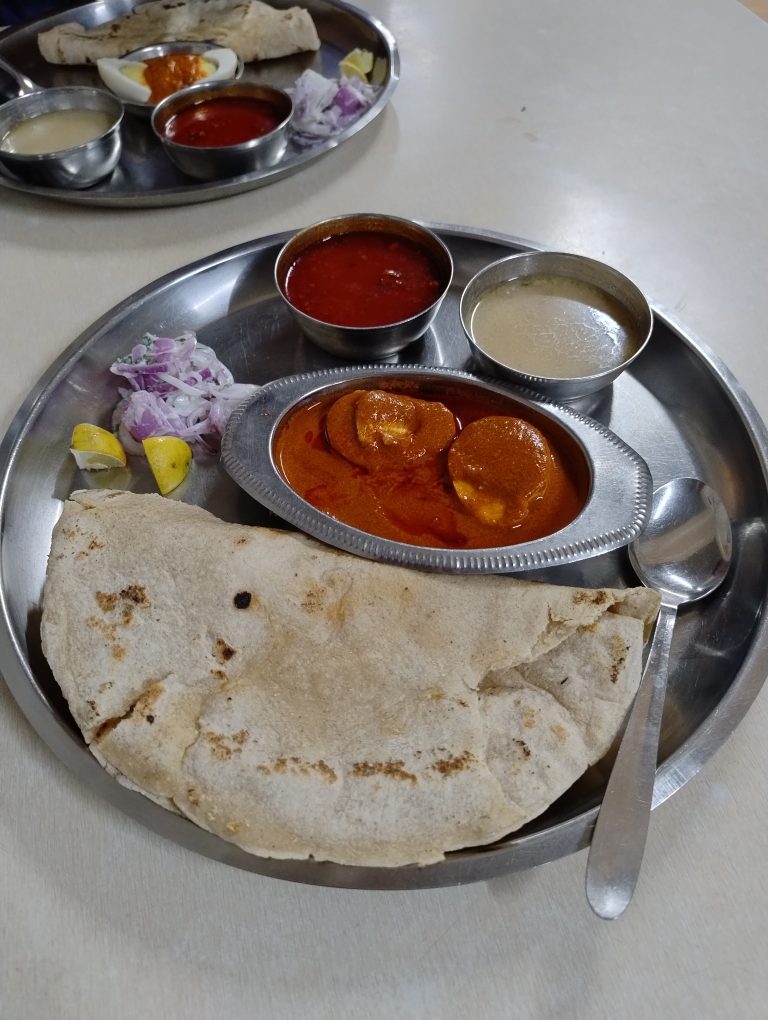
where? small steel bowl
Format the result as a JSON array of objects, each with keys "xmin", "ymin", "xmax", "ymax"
[
  {"xmin": 103, "ymin": 41, "xmax": 245, "ymax": 118},
  {"xmin": 460, "ymin": 251, "xmax": 653, "ymax": 400},
  {"xmin": 221, "ymin": 365, "xmax": 652, "ymax": 573},
  {"xmin": 274, "ymin": 213, "xmax": 454, "ymax": 360},
  {"xmin": 151, "ymin": 79, "xmax": 292, "ymax": 181},
  {"xmin": 0, "ymin": 86, "xmax": 123, "ymax": 189}
]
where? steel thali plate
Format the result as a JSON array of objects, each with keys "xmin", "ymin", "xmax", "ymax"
[
  {"xmin": 1, "ymin": 223, "xmax": 767, "ymax": 889},
  {"xmin": 0, "ymin": 0, "xmax": 398, "ymax": 208}
]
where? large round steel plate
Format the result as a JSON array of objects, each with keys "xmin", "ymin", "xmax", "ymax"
[{"xmin": 1, "ymin": 223, "xmax": 767, "ymax": 889}]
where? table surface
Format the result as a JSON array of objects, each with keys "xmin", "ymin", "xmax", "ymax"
[{"xmin": 2, "ymin": 1, "xmax": 768, "ymax": 1017}]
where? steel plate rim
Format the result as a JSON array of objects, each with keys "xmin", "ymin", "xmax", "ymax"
[
  {"xmin": 2, "ymin": 222, "xmax": 768, "ymax": 889},
  {"xmin": 0, "ymin": 0, "xmax": 400, "ymax": 208}
]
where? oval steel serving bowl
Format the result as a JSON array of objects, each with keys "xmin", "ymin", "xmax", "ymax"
[
  {"xmin": 274, "ymin": 213, "xmax": 454, "ymax": 360},
  {"xmin": 461, "ymin": 251, "xmax": 654, "ymax": 401},
  {"xmin": 222, "ymin": 365, "xmax": 652, "ymax": 573}
]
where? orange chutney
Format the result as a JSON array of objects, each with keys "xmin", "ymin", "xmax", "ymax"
[
  {"xmin": 144, "ymin": 54, "xmax": 210, "ymax": 104},
  {"xmin": 274, "ymin": 384, "xmax": 588, "ymax": 549}
]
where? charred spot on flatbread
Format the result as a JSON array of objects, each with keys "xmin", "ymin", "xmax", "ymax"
[
  {"xmin": 92, "ymin": 680, "xmax": 165, "ymax": 742},
  {"xmin": 215, "ymin": 638, "xmax": 236, "ymax": 662}
]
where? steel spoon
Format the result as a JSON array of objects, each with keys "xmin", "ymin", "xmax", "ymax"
[
  {"xmin": 0, "ymin": 55, "xmax": 40, "ymax": 97},
  {"xmin": 585, "ymin": 477, "xmax": 732, "ymax": 919}
]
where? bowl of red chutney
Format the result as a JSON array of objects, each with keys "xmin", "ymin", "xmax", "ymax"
[
  {"xmin": 151, "ymin": 79, "xmax": 292, "ymax": 181},
  {"xmin": 274, "ymin": 213, "xmax": 454, "ymax": 360}
]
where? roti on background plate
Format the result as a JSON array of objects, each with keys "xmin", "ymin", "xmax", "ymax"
[
  {"xmin": 41, "ymin": 489, "xmax": 660, "ymax": 868},
  {"xmin": 38, "ymin": 0, "xmax": 321, "ymax": 65}
]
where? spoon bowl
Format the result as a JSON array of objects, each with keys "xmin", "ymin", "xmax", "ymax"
[
  {"xmin": 585, "ymin": 477, "xmax": 732, "ymax": 919},
  {"xmin": 629, "ymin": 478, "xmax": 732, "ymax": 603}
]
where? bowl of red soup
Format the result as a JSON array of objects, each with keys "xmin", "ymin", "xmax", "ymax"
[
  {"xmin": 221, "ymin": 365, "xmax": 653, "ymax": 574},
  {"xmin": 151, "ymin": 79, "xmax": 292, "ymax": 181},
  {"xmin": 274, "ymin": 213, "xmax": 454, "ymax": 359}
]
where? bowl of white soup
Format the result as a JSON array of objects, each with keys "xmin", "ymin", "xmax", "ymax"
[
  {"xmin": 460, "ymin": 251, "xmax": 653, "ymax": 400},
  {"xmin": 0, "ymin": 85, "xmax": 123, "ymax": 189}
]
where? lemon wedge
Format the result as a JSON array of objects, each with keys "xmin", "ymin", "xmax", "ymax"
[
  {"xmin": 70, "ymin": 423, "xmax": 127, "ymax": 470},
  {"xmin": 339, "ymin": 47, "xmax": 374, "ymax": 80},
  {"xmin": 142, "ymin": 436, "xmax": 192, "ymax": 495}
]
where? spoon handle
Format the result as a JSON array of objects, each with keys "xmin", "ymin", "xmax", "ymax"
[
  {"xmin": 585, "ymin": 600, "xmax": 678, "ymax": 919},
  {"xmin": 0, "ymin": 55, "xmax": 40, "ymax": 97}
]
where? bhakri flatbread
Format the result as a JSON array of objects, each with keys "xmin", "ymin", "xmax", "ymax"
[
  {"xmin": 41, "ymin": 489, "xmax": 660, "ymax": 867},
  {"xmin": 38, "ymin": 0, "xmax": 321, "ymax": 65}
]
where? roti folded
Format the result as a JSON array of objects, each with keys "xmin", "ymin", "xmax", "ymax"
[
  {"xmin": 41, "ymin": 489, "xmax": 659, "ymax": 867},
  {"xmin": 38, "ymin": 0, "xmax": 321, "ymax": 65}
]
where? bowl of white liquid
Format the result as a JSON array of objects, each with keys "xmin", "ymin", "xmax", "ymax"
[
  {"xmin": 460, "ymin": 251, "xmax": 654, "ymax": 400},
  {"xmin": 0, "ymin": 82, "xmax": 123, "ymax": 189}
]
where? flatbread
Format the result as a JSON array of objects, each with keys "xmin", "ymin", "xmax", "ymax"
[
  {"xmin": 41, "ymin": 489, "xmax": 660, "ymax": 867},
  {"xmin": 38, "ymin": 0, "xmax": 321, "ymax": 65}
]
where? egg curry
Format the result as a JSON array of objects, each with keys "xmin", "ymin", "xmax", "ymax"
[{"xmin": 274, "ymin": 384, "xmax": 587, "ymax": 549}]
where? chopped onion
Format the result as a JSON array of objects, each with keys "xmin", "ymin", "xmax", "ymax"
[
  {"xmin": 110, "ymin": 332, "xmax": 258, "ymax": 452},
  {"xmin": 288, "ymin": 69, "xmax": 380, "ymax": 147}
]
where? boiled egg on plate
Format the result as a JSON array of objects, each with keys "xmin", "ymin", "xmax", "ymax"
[{"xmin": 96, "ymin": 48, "xmax": 240, "ymax": 105}]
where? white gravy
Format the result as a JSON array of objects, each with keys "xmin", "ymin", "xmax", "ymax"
[
  {"xmin": 470, "ymin": 273, "xmax": 638, "ymax": 378},
  {"xmin": 1, "ymin": 109, "xmax": 114, "ymax": 156}
]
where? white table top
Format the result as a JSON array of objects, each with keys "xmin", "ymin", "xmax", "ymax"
[{"xmin": 2, "ymin": 1, "xmax": 768, "ymax": 1017}]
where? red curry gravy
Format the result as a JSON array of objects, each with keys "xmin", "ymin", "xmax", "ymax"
[
  {"xmin": 275, "ymin": 384, "xmax": 588, "ymax": 548},
  {"xmin": 164, "ymin": 97, "xmax": 283, "ymax": 147},
  {"xmin": 283, "ymin": 232, "xmax": 445, "ymax": 327}
]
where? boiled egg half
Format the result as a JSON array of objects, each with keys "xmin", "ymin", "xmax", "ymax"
[{"xmin": 96, "ymin": 48, "xmax": 239, "ymax": 106}]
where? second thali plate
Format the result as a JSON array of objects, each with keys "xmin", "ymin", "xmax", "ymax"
[
  {"xmin": 0, "ymin": 0, "xmax": 398, "ymax": 208},
  {"xmin": 1, "ymin": 222, "xmax": 768, "ymax": 889}
]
